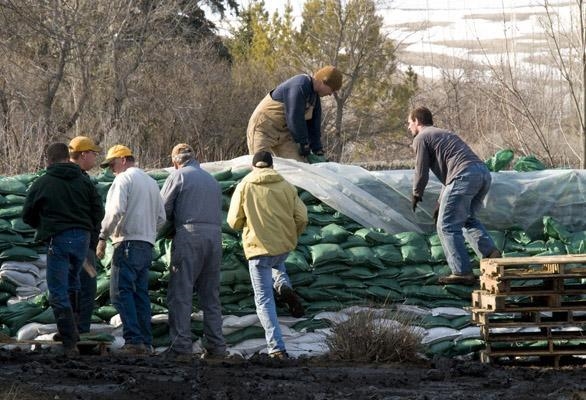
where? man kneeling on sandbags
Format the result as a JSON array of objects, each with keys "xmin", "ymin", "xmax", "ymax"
[{"xmin": 227, "ymin": 151, "xmax": 308, "ymax": 359}]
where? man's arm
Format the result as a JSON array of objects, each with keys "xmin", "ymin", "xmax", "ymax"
[{"xmin": 227, "ymin": 183, "xmax": 246, "ymax": 231}]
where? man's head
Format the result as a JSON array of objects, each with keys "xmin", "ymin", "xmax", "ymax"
[
  {"xmin": 171, "ymin": 143, "xmax": 195, "ymax": 168},
  {"xmin": 313, "ymin": 66, "xmax": 343, "ymax": 97},
  {"xmin": 407, "ymin": 106, "xmax": 434, "ymax": 136},
  {"xmin": 69, "ymin": 136, "xmax": 101, "ymax": 171},
  {"xmin": 46, "ymin": 143, "xmax": 70, "ymax": 166},
  {"xmin": 100, "ymin": 145, "xmax": 134, "ymax": 175},
  {"xmin": 252, "ymin": 151, "xmax": 273, "ymax": 169}
]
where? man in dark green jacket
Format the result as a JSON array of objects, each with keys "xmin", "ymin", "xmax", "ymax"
[{"xmin": 23, "ymin": 143, "xmax": 104, "ymax": 356}]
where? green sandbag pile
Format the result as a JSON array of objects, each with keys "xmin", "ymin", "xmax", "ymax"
[{"xmin": 0, "ymin": 166, "xmax": 584, "ymax": 355}]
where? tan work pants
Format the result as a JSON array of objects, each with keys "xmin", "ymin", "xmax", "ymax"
[{"xmin": 246, "ymin": 94, "xmax": 307, "ymax": 162}]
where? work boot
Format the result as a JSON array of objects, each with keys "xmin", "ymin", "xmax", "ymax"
[
  {"xmin": 54, "ymin": 307, "xmax": 80, "ymax": 354},
  {"xmin": 117, "ymin": 343, "xmax": 147, "ymax": 356},
  {"xmin": 276, "ymin": 286, "xmax": 305, "ymax": 318},
  {"xmin": 437, "ymin": 273, "xmax": 477, "ymax": 286},
  {"xmin": 269, "ymin": 350, "xmax": 289, "ymax": 360},
  {"xmin": 486, "ymin": 249, "xmax": 502, "ymax": 258}
]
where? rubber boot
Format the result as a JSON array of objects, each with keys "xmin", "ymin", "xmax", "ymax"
[{"xmin": 54, "ymin": 307, "xmax": 80, "ymax": 357}]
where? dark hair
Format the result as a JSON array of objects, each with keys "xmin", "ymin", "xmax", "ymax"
[
  {"xmin": 46, "ymin": 143, "xmax": 70, "ymax": 165},
  {"xmin": 409, "ymin": 106, "xmax": 433, "ymax": 126}
]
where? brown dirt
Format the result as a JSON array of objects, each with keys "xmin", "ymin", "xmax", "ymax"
[{"xmin": 0, "ymin": 348, "xmax": 585, "ymax": 400}]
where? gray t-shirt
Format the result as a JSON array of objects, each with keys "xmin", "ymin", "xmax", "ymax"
[{"xmin": 412, "ymin": 126, "xmax": 484, "ymax": 197}]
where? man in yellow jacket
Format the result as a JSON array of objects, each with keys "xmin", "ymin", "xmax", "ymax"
[{"xmin": 227, "ymin": 151, "xmax": 308, "ymax": 359}]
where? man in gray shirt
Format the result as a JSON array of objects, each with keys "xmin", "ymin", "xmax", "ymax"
[
  {"xmin": 408, "ymin": 106, "xmax": 500, "ymax": 285},
  {"xmin": 159, "ymin": 143, "xmax": 226, "ymax": 361}
]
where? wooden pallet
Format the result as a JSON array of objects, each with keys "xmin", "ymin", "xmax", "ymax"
[
  {"xmin": 472, "ymin": 309, "xmax": 586, "ymax": 326},
  {"xmin": 480, "ymin": 329, "xmax": 586, "ymax": 342},
  {"xmin": 480, "ymin": 277, "xmax": 586, "ymax": 294},
  {"xmin": 480, "ymin": 255, "xmax": 586, "ymax": 277},
  {"xmin": 472, "ymin": 290, "xmax": 586, "ymax": 311},
  {"xmin": 480, "ymin": 349, "xmax": 586, "ymax": 367}
]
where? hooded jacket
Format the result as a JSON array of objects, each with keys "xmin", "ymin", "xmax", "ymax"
[
  {"xmin": 227, "ymin": 167, "xmax": 308, "ymax": 259},
  {"xmin": 23, "ymin": 163, "xmax": 104, "ymax": 242}
]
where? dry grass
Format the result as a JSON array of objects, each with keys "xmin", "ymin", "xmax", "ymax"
[{"xmin": 326, "ymin": 309, "xmax": 424, "ymax": 363}]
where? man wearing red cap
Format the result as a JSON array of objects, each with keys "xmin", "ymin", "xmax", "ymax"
[{"xmin": 247, "ymin": 66, "xmax": 343, "ymax": 162}]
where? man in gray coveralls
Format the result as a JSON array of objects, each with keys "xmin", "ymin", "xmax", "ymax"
[{"xmin": 160, "ymin": 143, "xmax": 227, "ymax": 361}]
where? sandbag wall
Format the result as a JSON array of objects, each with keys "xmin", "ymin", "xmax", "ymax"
[{"xmin": 0, "ymin": 167, "xmax": 585, "ymax": 356}]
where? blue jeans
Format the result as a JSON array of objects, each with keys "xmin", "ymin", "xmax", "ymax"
[
  {"xmin": 78, "ymin": 249, "xmax": 97, "ymax": 333},
  {"xmin": 437, "ymin": 164, "xmax": 496, "ymax": 275},
  {"xmin": 248, "ymin": 253, "xmax": 291, "ymax": 354},
  {"xmin": 109, "ymin": 240, "xmax": 153, "ymax": 346},
  {"xmin": 46, "ymin": 228, "xmax": 90, "ymax": 312}
]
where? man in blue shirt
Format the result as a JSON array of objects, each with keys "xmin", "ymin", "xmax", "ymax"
[{"xmin": 247, "ymin": 66, "xmax": 343, "ymax": 162}]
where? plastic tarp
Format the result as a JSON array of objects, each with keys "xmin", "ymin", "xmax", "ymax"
[{"xmin": 202, "ymin": 156, "xmax": 586, "ymax": 236}]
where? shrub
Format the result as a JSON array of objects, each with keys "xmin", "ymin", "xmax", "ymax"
[{"xmin": 325, "ymin": 308, "xmax": 424, "ymax": 363}]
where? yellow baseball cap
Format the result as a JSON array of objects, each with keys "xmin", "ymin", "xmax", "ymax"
[
  {"xmin": 68, "ymin": 136, "xmax": 102, "ymax": 153},
  {"xmin": 100, "ymin": 145, "xmax": 133, "ymax": 168}
]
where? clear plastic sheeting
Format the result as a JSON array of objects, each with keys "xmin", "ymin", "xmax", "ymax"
[{"xmin": 203, "ymin": 156, "xmax": 586, "ymax": 236}]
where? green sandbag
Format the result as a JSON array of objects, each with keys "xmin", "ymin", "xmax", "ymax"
[
  {"xmin": 10, "ymin": 218, "xmax": 35, "ymax": 234},
  {"xmin": 298, "ymin": 225, "xmax": 322, "ymax": 245},
  {"xmin": 308, "ymin": 212, "xmax": 340, "ymax": 226},
  {"xmin": 146, "ymin": 169, "xmax": 169, "ymax": 181},
  {"xmin": 0, "ymin": 229, "xmax": 26, "ymax": 244},
  {"xmin": 364, "ymin": 285, "xmax": 403, "ymax": 302},
  {"xmin": 450, "ymin": 315, "xmax": 473, "ymax": 329},
  {"xmin": 324, "ymin": 287, "xmax": 363, "ymax": 302},
  {"xmin": 397, "ymin": 264, "xmax": 434, "ymax": 283},
  {"xmin": 219, "ymin": 180, "xmax": 237, "ymax": 194},
  {"xmin": 376, "ymin": 265, "xmax": 401, "ymax": 278},
  {"xmin": 297, "ymin": 286, "xmax": 336, "ymax": 302},
  {"xmin": 95, "ymin": 305, "xmax": 118, "ymax": 321},
  {"xmin": 354, "ymin": 228, "xmax": 397, "ymax": 245},
  {"xmin": 452, "ymin": 338, "xmax": 485, "ymax": 355},
  {"xmin": 0, "ymin": 292, "xmax": 11, "ymax": 305},
  {"xmin": 0, "ymin": 278, "xmax": 17, "ymax": 295},
  {"xmin": 343, "ymin": 278, "xmax": 368, "ymax": 289},
  {"xmin": 289, "ymin": 271, "xmax": 315, "ymax": 287},
  {"xmin": 309, "ymin": 243, "xmax": 349, "ymax": 267},
  {"xmin": 222, "ymin": 233, "xmax": 242, "ymax": 253},
  {"xmin": 0, "ymin": 205, "xmax": 23, "ymax": 219},
  {"xmin": 401, "ymin": 244, "xmax": 431, "ymax": 263},
  {"xmin": 485, "ymin": 149, "xmax": 514, "ymax": 172},
  {"xmin": 220, "ymin": 267, "xmax": 250, "ymax": 285},
  {"xmin": 402, "ymin": 285, "xmax": 461, "ymax": 300},
  {"xmin": 95, "ymin": 274, "xmax": 110, "ymax": 300},
  {"xmin": 298, "ymin": 190, "xmax": 320, "ymax": 205},
  {"xmin": 372, "ymin": 244, "xmax": 402, "ymax": 265},
  {"xmin": 148, "ymin": 270, "xmax": 162, "ymax": 287},
  {"xmin": 429, "ymin": 245, "xmax": 445, "ymax": 262},
  {"xmin": 418, "ymin": 315, "xmax": 453, "ymax": 329},
  {"xmin": 222, "ymin": 253, "xmax": 246, "ymax": 271},
  {"xmin": 0, "ymin": 246, "xmax": 38, "ymax": 261},
  {"xmin": 224, "ymin": 325, "xmax": 265, "ymax": 345},
  {"xmin": 79, "ymin": 332, "xmax": 115, "ymax": 343},
  {"xmin": 0, "ymin": 177, "xmax": 27, "ymax": 195},
  {"xmin": 4, "ymin": 194, "xmax": 26, "ymax": 205},
  {"xmin": 344, "ymin": 246, "xmax": 384, "ymax": 269},
  {"xmin": 543, "ymin": 216, "xmax": 572, "ymax": 242},
  {"xmin": 151, "ymin": 302, "xmax": 167, "ymax": 315},
  {"xmin": 285, "ymin": 251, "xmax": 311, "ymax": 273},
  {"xmin": 309, "ymin": 274, "xmax": 345, "ymax": 288},
  {"xmin": 291, "ymin": 318, "xmax": 331, "ymax": 332},
  {"xmin": 230, "ymin": 168, "xmax": 251, "ymax": 181},
  {"xmin": 211, "ymin": 168, "xmax": 232, "ymax": 181},
  {"xmin": 339, "ymin": 266, "xmax": 378, "ymax": 279},
  {"xmin": 0, "ymin": 301, "xmax": 44, "ymax": 335},
  {"xmin": 365, "ymin": 277, "xmax": 402, "ymax": 291},
  {"xmin": 319, "ymin": 223, "xmax": 351, "ymax": 244},
  {"xmin": 312, "ymin": 263, "xmax": 350, "ymax": 275},
  {"xmin": 513, "ymin": 155, "xmax": 545, "ymax": 171},
  {"xmin": 339, "ymin": 235, "xmax": 370, "ymax": 249},
  {"xmin": 30, "ymin": 307, "xmax": 55, "ymax": 324}
]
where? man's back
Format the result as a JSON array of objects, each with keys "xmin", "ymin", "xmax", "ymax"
[{"xmin": 163, "ymin": 160, "xmax": 221, "ymax": 227}]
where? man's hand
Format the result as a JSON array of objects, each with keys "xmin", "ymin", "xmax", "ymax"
[
  {"xmin": 298, "ymin": 143, "xmax": 311, "ymax": 157},
  {"xmin": 411, "ymin": 195, "xmax": 422, "ymax": 212},
  {"xmin": 96, "ymin": 239, "xmax": 106, "ymax": 259},
  {"xmin": 432, "ymin": 202, "xmax": 440, "ymax": 224}
]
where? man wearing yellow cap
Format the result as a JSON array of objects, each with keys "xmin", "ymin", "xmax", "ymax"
[
  {"xmin": 159, "ymin": 143, "xmax": 227, "ymax": 361},
  {"xmin": 247, "ymin": 65, "xmax": 343, "ymax": 162},
  {"xmin": 68, "ymin": 136, "xmax": 103, "ymax": 336},
  {"xmin": 96, "ymin": 145, "xmax": 166, "ymax": 355}
]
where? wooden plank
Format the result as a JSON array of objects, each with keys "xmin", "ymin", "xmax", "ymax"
[
  {"xmin": 482, "ymin": 330, "xmax": 586, "ymax": 342},
  {"xmin": 480, "ymin": 275, "xmax": 586, "ymax": 293},
  {"xmin": 481, "ymin": 254, "xmax": 586, "ymax": 267},
  {"xmin": 471, "ymin": 309, "xmax": 586, "ymax": 326}
]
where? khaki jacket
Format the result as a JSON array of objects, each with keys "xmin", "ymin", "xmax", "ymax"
[{"xmin": 227, "ymin": 168, "xmax": 308, "ymax": 259}]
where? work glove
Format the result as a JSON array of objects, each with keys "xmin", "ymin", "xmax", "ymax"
[
  {"xmin": 411, "ymin": 195, "xmax": 422, "ymax": 212},
  {"xmin": 298, "ymin": 143, "xmax": 311, "ymax": 157},
  {"xmin": 432, "ymin": 202, "xmax": 440, "ymax": 224}
]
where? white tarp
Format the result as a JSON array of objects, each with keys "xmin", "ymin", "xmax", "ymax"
[{"xmin": 203, "ymin": 156, "xmax": 586, "ymax": 236}]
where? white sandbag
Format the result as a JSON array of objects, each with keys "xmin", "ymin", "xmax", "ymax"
[
  {"xmin": 109, "ymin": 314, "xmax": 122, "ymax": 327},
  {"xmin": 431, "ymin": 307, "xmax": 471, "ymax": 319},
  {"xmin": 0, "ymin": 269, "xmax": 37, "ymax": 287},
  {"xmin": 37, "ymin": 281, "xmax": 47, "ymax": 293},
  {"xmin": 1, "ymin": 261, "xmax": 41, "ymax": 277},
  {"xmin": 455, "ymin": 326, "xmax": 481, "ymax": 341},
  {"xmin": 16, "ymin": 322, "xmax": 43, "ymax": 341},
  {"xmin": 36, "ymin": 324, "xmax": 58, "ymax": 335},
  {"xmin": 222, "ymin": 314, "xmax": 259, "ymax": 330},
  {"xmin": 229, "ymin": 338, "xmax": 267, "ymax": 357},
  {"xmin": 395, "ymin": 304, "xmax": 432, "ymax": 317},
  {"xmin": 31, "ymin": 254, "xmax": 47, "ymax": 269},
  {"xmin": 422, "ymin": 327, "xmax": 461, "ymax": 345},
  {"xmin": 151, "ymin": 314, "xmax": 169, "ymax": 324},
  {"xmin": 16, "ymin": 285, "xmax": 42, "ymax": 298},
  {"xmin": 313, "ymin": 311, "xmax": 349, "ymax": 324}
]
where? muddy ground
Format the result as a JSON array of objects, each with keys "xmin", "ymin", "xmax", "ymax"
[{"xmin": 0, "ymin": 348, "xmax": 585, "ymax": 400}]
